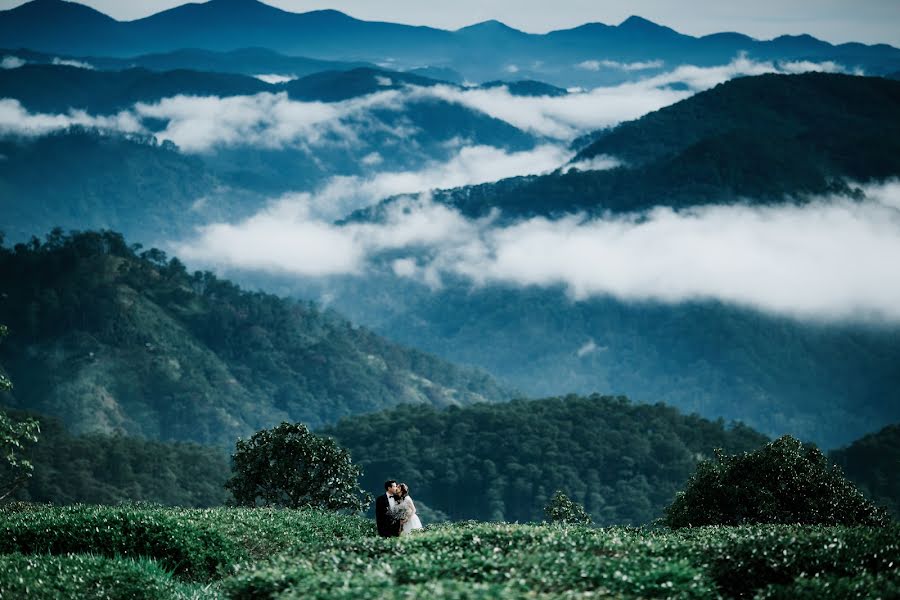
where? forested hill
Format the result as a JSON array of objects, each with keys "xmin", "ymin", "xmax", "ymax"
[
  {"xmin": 830, "ymin": 423, "xmax": 900, "ymax": 518},
  {"xmin": 364, "ymin": 73, "xmax": 900, "ymax": 220},
  {"xmin": 0, "ymin": 230, "xmax": 511, "ymax": 445},
  {"xmin": 324, "ymin": 394, "xmax": 770, "ymax": 525}
]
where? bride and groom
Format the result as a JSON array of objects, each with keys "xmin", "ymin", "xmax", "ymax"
[{"xmin": 376, "ymin": 479, "xmax": 423, "ymax": 537}]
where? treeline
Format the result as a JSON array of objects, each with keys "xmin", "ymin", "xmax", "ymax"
[
  {"xmin": 0, "ymin": 230, "xmax": 509, "ymax": 445},
  {"xmin": 4, "ymin": 409, "xmax": 228, "ymax": 507},
  {"xmin": 324, "ymin": 394, "xmax": 770, "ymax": 525}
]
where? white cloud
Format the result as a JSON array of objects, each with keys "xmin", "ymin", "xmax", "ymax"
[
  {"xmin": 51, "ymin": 57, "xmax": 96, "ymax": 70},
  {"xmin": 1, "ymin": 56, "xmax": 25, "ymax": 69},
  {"xmin": 566, "ymin": 154, "xmax": 621, "ymax": 172},
  {"xmin": 177, "ymin": 181, "xmax": 900, "ymax": 324},
  {"xmin": 253, "ymin": 73, "xmax": 296, "ymax": 84},
  {"xmin": 375, "ymin": 75, "xmax": 394, "ymax": 86},
  {"xmin": 0, "ymin": 99, "xmax": 142, "ymax": 137},
  {"xmin": 578, "ymin": 59, "xmax": 665, "ymax": 71}
]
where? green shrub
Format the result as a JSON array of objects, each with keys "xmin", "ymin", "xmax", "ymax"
[
  {"xmin": 226, "ymin": 422, "xmax": 371, "ymax": 512},
  {"xmin": 664, "ymin": 435, "xmax": 891, "ymax": 528},
  {"xmin": 0, "ymin": 504, "xmax": 238, "ymax": 580},
  {"xmin": 0, "ymin": 553, "xmax": 181, "ymax": 599},
  {"xmin": 543, "ymin": 491, "xmax": 592, "ymax": 525}
]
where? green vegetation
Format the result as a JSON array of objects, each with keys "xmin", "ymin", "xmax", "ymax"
[
  {"xmin": 0, "ymin": 230, "xmax": 509, "ymax": 445},
  {"xmin": 5, "ymin": 411, "xmax": 228, "ymax": 507},
  {"xmin": 321, "ymin": 273, "xmax": 900, "ymax": 449},
  {"xmin": 227, "ymin": 422, "xmax": 370, "ymax": 511},
  {"xmin": 664, "ymin": 435, "xmax": 891, "ymax": 528},
  {"xmin": 0, "ymin": 500, "xmax": 896, "ymax": 598},
  {"xmin": 544, "ymin": 490, "xmax": 591, "ymax": 525},
  {"xmin": 0, "ymin": 326, "xmax": 40, "ymax": 502},
  {"xmin": 830, "ymin": 423, "xmax": 900, "ymax": 518},
  {"xmin": 324, "ymin": 394, "xmax": 769, "ymax": 524}
]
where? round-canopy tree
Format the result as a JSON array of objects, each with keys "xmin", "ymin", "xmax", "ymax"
[
  {"xmin": 1, "ymin": 324, "xmax": 41, "ymax": 502},
  {"xmin": 544, "ymin": 491, "xmax": 592, "ymax": 525},
  {"xmin": 664, "ymin": 435, "xmax": 891, "ymax": 528},
  {"xmin": 225, "ymin": 422, "xmax": 371, "ymax": 512}
]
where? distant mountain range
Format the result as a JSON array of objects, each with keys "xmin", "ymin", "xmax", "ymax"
[
  {"xmin": 2, "ymin": 0, "xmax": 899, "ymax": 85},
  {"xmin": 0, "ymin": 231, "xmax": 511, "ymax": 445}
]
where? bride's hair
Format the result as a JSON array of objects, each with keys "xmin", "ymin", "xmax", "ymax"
[{"xmin": 398, "ymin": 483, "xmax": 409, "ymax": 499}]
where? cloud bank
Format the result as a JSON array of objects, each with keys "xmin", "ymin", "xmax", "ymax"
[
  {"xmin": 176, "ymin": 181, "xmax": 900, "ymax": 324},
  {"xmin": 0, "ymin": 56, "xmax": 855, "ymax": 150}
]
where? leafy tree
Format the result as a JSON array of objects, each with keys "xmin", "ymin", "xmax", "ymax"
[
  {"xmin": 225, "ymin": 422, "xmax": 370, "ymax": 512},
  {"xmin": 664, "ymin": 435, "xmax": 891, "ymax": 528},
  {"xmin": 1, "ymin": 325, "xmax": 40, "ymax": 502},
  {"xmin": 544, "ymin": 491, "xmax": 591, "ymax": 525}
]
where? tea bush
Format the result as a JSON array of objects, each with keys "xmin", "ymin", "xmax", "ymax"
[
  {"xmin": 222, "ymin": 522, "xmax": 900, "ymax": 599},
  {"xmin": 664, "ymin": 435, "xmax": 891, "ymax": 528},
  {"xmin": 0, "ymin": 553, "xmax": 183, "ymax": 600},
  {"xmin": 0, "ymin": 504, "xmax": 238, "ymax": 580}
]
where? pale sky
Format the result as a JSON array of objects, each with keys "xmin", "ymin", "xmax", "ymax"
[{"xmin": 1, "ymin": 0, "xmax": 899, "ymax": 47}]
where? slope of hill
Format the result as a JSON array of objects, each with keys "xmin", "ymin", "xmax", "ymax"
[
  {"xmin": 410, "ymin": 73, "xmax": 900, "ymax": 219},
  {"xmin": 298, "ymin": 272, "xmax": 900, "ymax": 450},
  {"xmin": 0, "ymin": 231, "xmax": 511, "ymax": 446},
  {"xmin": 830, "ymin": 424, "xmax": 900, "ymax": 518},
  {"xmin": 324, "ymin": 394, "xmax": 769, "ymax": 524}
]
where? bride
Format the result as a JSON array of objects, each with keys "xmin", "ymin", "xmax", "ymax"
[{"xmin": 395, "ymin": 483, "xmax": 423, "ymax": 535}]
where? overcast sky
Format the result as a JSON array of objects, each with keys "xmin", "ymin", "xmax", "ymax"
[{"xmin": 1, "ymin": 0, "xmax": 899, "ymax": 46}]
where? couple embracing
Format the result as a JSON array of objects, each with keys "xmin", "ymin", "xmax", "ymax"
[{"xmin": 376, "ymin": 480, "xmax": 423, "ymax": 537}]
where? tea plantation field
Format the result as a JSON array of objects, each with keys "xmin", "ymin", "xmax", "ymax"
[{"xmin": 0, "ymin": 504, "xmax": 897, "ymax": 599}]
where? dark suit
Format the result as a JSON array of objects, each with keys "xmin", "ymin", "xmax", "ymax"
[{"xmin": 375, "ymin": 493, "xmax": 400, "ymax": 537}]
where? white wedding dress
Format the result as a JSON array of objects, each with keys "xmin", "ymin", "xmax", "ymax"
[{"xmin": 398, "ymin": 497, "xmax": 423, "ymax": 535}]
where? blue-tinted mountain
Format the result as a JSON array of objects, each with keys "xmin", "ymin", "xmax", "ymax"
[
  {"xmin": 369, "ymin": 73, "xmax": 900, "ymax": 220},
  {"xmin": 0, "ymin": 230, "xmax": 511, "ymax": 445},
  {"xmin": 283, "ymin": 67, "xmax": 447, "ymax": 102},
  {"xmin": 2, "ymin": 0, "xmax": 898, "ymax": 85},
  {"xmin": 0, "ymin": 46, "xmax": 371, "ymax": 77},
  {"xmin": 0, "ymin": 64, "xmax": 271, "ymax": 113}
]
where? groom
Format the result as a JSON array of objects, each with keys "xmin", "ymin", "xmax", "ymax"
[{"xmin": 376, "ymin": 480, "xmax": 402, "ymax": 537}]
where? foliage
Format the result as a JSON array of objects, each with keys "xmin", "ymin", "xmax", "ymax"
[
  {"xmin": 222, "ymin": 521, "xmax": 900, "ymax": 599},
  {"xmin": 0, "ymin": 325, "xmax": 41, "ymax": 502},
  {"xmin": 664, "ymin": 435, "xmax": 892, "ymax": 528},
  {"xmin": 0, "ymin": 553, "xmax": 193, "ymax": 600},
  {"xmin": 324, "ymin": 394, "xmax": 768, "ymax": 524},
  {"xmin": 0, "ymin": 504, "xmax": 238, "ymax": 580},
  {"xmin": 544, "ymin": 491, "xmax": 591, "ymax": 525},
  {"xmin": 0, "ymin": 230, "xmax": 509, "ymax": 445},
  {"xmin": 4, "ymin": 410, "xmax": 228, "ymax": 507},
  {"xmin": 226, "ymin": 422, "xmax": 371, "ymax": 512},
  {"xmin": 830, "ymin": 423, "xmax": 900, "ymax": 518}
]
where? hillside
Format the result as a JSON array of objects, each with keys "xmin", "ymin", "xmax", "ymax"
[
  {"xmin": 831, "ymin": 423, "xmax": 900, "ymax": 518},
  {"xmin": 0, "ymin": 231, "xmax": 511, "ymax": 445},
  {"xmin": 410, "ymin": 73, "xmax": 900, "ymax": 219},
  {"xmin": 324, "ymin": 394, "xmax": 770, "ymax": 524}
]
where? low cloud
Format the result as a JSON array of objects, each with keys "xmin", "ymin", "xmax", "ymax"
[
  {"xmin": 253, "ymin": 74, "xmax": 296, "ymax": 84},
  {"xmin": 177, "ymin": 181, "xmax": 900, "ymax": 324},
  {"xmin": 51, "ymin": 57, "xmax": 95, "ymax": 70},
  {"xmin": 577, "ymin": 59, "xmax": 665, "ymax": 72},
  {"xmin": 0, "ymin": 55, "xmax": 862, "ymax": 153},
  {"xmin": 1, "ymin": 56, "xmax": 25, "ymax": 69},
  {"xmin": 0, "ymin": 99, "xmax": 142, "ymax": 137}
]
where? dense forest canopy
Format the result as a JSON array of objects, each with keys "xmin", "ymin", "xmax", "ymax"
[
  {"xmin": 0, "ymin": 230, "xmax": 510, "ymax": 445},
  {"xmin": 324, "ymin": 394, "xmax": 770, "ymax": 525}
]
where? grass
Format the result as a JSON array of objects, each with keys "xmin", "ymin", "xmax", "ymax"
[{"xmin": 0, "ymin": 503, "xmax": 896, "ymax": 599}]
